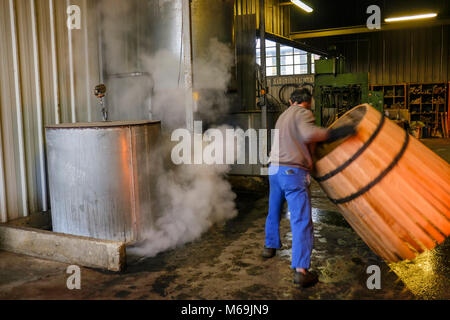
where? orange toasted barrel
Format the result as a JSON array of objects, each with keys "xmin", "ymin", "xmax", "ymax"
[{"xmin": 314, "ymin": 104, "xmax": 450, "ymax": 262}]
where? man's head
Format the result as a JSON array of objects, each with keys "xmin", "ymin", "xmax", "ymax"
[{"xmin": 289, "ymin": 88, "xmax": 312, "ymax": 109}]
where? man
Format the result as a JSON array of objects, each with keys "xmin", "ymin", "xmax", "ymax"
[{"xmin": 263, "ymin": 88, "xmax": 356, "ymax": 288}]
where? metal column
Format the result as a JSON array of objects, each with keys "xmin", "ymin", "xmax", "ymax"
[
  {"xmin": 30, "ymin": 0, "xmax": 48, "ymax": 212},
  {"xmin": 259, "ymin": 0, "xmax": 268, "ymax": 173},
  {"xmin": 9, "ymin": 0, "xmax": 29, "ymax": 216},
  {"xmin": 182, "ymin": 0, "xmax": 194, "ymax": 132}
]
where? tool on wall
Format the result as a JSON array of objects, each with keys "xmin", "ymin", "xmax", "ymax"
[
  {"xmin": 256, "ymin": 64, "xmax": 287, "ymax": 112},
  {"xmin": 94, "ymin": 84, "xmax": 107, "ymax": 121},
  {"xmin": 278, "ymin": 82, "xmax": 315, "ymax": 108}
]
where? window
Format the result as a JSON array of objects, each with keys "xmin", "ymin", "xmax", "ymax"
[
  {"xmin": 256, "ymin": 39, "xmax": 277, "ymax": 76},
  {"xmin": 311, "ymin": 54, "xmax": 321, "ymax": 74},
  {"xmin": 280, "ymin": 46, "xmax": 308, "ymax": 75},
  {"xmin": 256, "ymin": 38, "xmax": 319, "ymax": 76}
]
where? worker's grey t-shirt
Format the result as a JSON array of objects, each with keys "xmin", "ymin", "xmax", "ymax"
[{"xmin": 270, "ymin": 106, "xmax": 328, "ymax": 171}]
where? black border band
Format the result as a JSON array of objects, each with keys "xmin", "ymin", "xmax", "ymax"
[
  {"xmin": 315, "ymin": 114, "xmax": 386, "ymax": 182},
  {"xmin": 328, "ymin": 129, "xmax": 410, "ymax": 205}
]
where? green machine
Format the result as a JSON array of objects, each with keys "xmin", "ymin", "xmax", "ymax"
[{"xmin": 314, "ymin": 58, "xmax": 383, "ymax": 127}]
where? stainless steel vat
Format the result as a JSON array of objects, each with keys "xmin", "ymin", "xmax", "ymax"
[
  {"xmin": 45, "ymin": 121, "xmax": 161, "ymax": 242},
  {"xmin": 191, "ymin": 0, "xmax": 234, "ymax": 61}
]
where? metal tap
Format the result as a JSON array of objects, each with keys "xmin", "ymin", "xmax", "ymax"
[{"xmin": 94, "ymin": 84, "xmax": 107, "ymax": 121}]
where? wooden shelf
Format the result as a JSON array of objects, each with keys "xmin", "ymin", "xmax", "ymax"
[
  {"xmin": 407, "ymin": 82, "xmax": 449, "ymax": 138},
  {"xmin": 371, "ymin": 83, "xmax": 407, "ymax": 110},
  {"xmin": 370, "ymin": 82, "xmax": 449, "ymax": 137}
]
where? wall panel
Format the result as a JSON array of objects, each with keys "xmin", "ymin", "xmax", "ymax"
[
  {"xmin": 0, "ymin": 0, "xmax": 101, "ymax": 221},
  {"xmin": 235, "ymin": 0, "xmax": 290, "ymax": 38},
  {"xmin": 326, "ymin": 25, "xmax": 450, "ymax": 85}
]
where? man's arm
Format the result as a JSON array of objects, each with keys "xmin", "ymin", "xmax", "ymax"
[
  {"xmin": 297, "ymin": 111, "xmax": 330, "ymax": 143},
  {"xmin": 298, "ymin": 110, "xmax": 357, "ymax": 143}
]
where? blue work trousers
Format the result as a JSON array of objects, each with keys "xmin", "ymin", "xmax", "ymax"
[{"xmin": 265, "ymin": 166, "xmax": 313, "ymax": 269}]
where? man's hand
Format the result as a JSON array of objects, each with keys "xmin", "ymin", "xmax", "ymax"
[{"xmin": 326, "ymin": 125, "xmax": 357, "ymax": 143}]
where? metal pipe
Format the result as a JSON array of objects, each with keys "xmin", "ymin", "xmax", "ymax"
[
  {"xmin": 0, "ymin": 116, "xmax": 7, "ymax": 222},
  {"xmin": 49, "ymin": 0, "xmax": 60, "ymax": 124},
  {"xmin": 67, "ymin": 0, "xmax": 76, "ymax": 123},
  {"xmin": 83, "ymin": 0, "xmax": 92, "ymax": 122},
  {"xmin": 259, "ymin": 0, "xmax": 267, "ymax": 125},
  {"xmin": 30, "ymin": 0, "xmax": 48, "ymax": 212},
  {"xmin": 96, "ymin": 1, "xmax": 106, "ymax": 117},
  {"xmin": 9, "ymin": 0, "xmax": 29, "ymax": 216},
  {"xmin": 108, "ymin": 72, "xmax": 151, "ymax": 79},
  {"xmin": 259, "ymin": 0, "xmax": 268, "ymax": 175},
  {"xmin": 182, "ymin": 0, "xmax": 194, "ymax": 132},
  {"xmin": 136, "ymin": 0, "xmax": 141, "ymax": 71}
]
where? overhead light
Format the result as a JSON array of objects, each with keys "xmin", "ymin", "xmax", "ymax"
[
  {"xmin": 290, "ymin": 0, "xmax": 313, "ymax": 13},
  {"xmin": 385, "ymin": 13, "xmax": 437, "ymax": 23}
]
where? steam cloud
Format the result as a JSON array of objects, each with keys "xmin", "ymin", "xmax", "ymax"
[
  {"xmin": 99, "ymin": 0, "xmax": 238, "ymax": 257},
  {"xmin": 131, "ymin": 140, "xmax": 237, "ymax": 257}
]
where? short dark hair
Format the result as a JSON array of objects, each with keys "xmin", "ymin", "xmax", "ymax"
[{"xmin": 290, "ymin": 88, "xmax": 312, "ymax": 104}]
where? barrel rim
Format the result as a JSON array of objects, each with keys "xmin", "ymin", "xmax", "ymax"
[
  {"xmin": 45, "ymin": 120, "xmax": 162, "ymax": 130},
  {"xmin": 327, "ymin": 104, "xmax": 369, "ymax": 130},
  {"xmin": 315, "ymin": 104, "xmax": 375, "ymax": 166}
]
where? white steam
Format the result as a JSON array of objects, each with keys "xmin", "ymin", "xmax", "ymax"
[
  {"xmin": 98, "ymin": 0, "xmax": 238, "ymax": 257},
  {"xmin": 130, "ymin": 42, "xmax": 239, "ymax": 256},
  {"xmin": 131, "ymin": 140, "xmax": 237, "ymax": 257}
]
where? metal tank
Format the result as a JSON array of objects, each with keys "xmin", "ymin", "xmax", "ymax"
[
  {"xmin": 98, "ymin": 0, "xmax": 236, "ymax": 125},
  {"xmin": 98, "ymin": 0, "xmax": 186, "ymax": 122},
  {"xmin": 147, "ymin": 0, "xmax": 184, "ymax": 56},
  {"xmin": 45, "ymin": 121, "xmax": 161, "ymax": 242},
  {"xmin": 191, "ymin": 0, "xmax": 234, "ymax": 61},
  {"xmin": 190, "ymin": 0, "xmax": 238, "ymax": 123}
]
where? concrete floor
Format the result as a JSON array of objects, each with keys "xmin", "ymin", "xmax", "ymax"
[{"xmin": 0, "ymin": 139, "xmax": 449, "ymax": 300}]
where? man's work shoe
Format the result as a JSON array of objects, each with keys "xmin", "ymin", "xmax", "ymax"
[
  {"xmin": 294, "ymin": 270, "xmax": 319, "ymax": 288},
  {"xmin": 262, "ymin": 248, "xmax": 276, "ymax": 259}
]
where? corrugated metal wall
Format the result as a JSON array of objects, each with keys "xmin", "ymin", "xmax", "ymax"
[
  {"xmin": 234, "ymin": 0, "xmax": 291, "ymax": 110},
  {"xmin": 235, "ymin": 13, "xmax": 257, "ymax": 109},
  {"xmin": 328, "ymin": 25, "xmax": 450, "ymax": 84},
  {"xmin": 235, "ymin": 0, "xmax": 290, "ymax": 38},
  {"xmin": 0, "ymin": 0, "xmax": 101, "ymax": 222}
]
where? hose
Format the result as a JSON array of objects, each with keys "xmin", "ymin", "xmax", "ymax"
[{"xmin": 278, "ymin": 82, "xmax": 315, "ymax": 106}]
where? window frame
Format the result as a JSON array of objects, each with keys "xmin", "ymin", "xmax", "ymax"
[
  {"xmin": 256, "ymin": 39, "xmax": 278, "ymax": 77},
  {"xmin": 256, "ymin": 39, "xmax": 320, "ymax": 77},
  {"xmin": 279, "ymin": 45, "xmax": 309, "ymax": 76}
]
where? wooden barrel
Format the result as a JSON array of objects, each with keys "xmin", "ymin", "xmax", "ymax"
[{"xmin": 314, "ymin": 104, "xmax": 450, "ymax": 262}]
